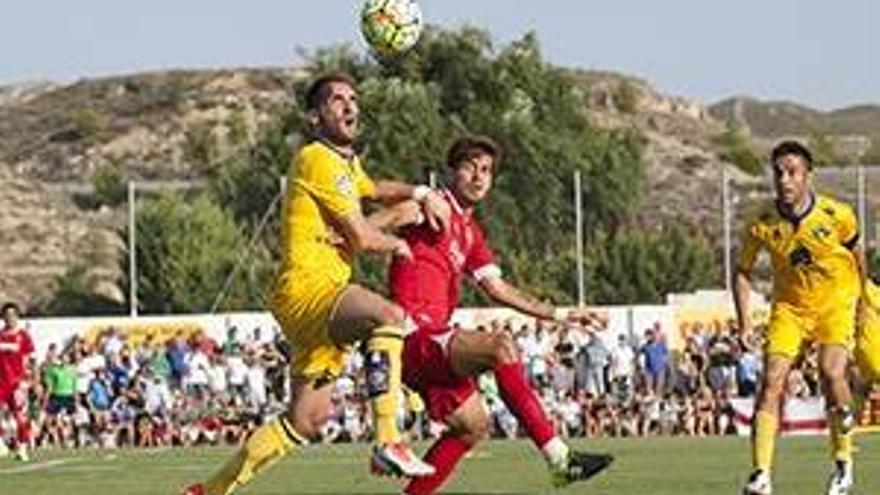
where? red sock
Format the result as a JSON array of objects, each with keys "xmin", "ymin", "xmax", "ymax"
[
  {"xmin": 494, "ymin": 361, "xmax": 555, "ymax": 447},
  {"xmin": 403, "ymin": 434, "xmax": 471, "ymax": 495},
  {"xmin": 15, "ymin": 413, "xmax": 31, "ymax": 446}
]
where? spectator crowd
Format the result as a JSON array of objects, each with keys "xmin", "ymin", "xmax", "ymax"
[{"xmin": 0, "ymin": 315, "xmax": 855, "ymax": 454}]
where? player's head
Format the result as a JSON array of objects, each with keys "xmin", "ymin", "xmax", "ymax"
[
  {"xmin": 446, "ymin": 135, "xmax": 501, "ymax": 206},
  {"xmin": 2, "ymin": 302, "xmax": 21, "ymax": 328},
  {"xmin": 771, "ymin": 140, "xmax": 813, "ymax": 207},
  {"xmin": 305, "ymin": 72, "xmax": 359, "ymax": 148}
]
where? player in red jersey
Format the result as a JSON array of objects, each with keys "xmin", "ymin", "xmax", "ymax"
[
  {"xmin": 384, "ymin": 136, "xmax": 613, "ymax": 495},
  {"xmin": 0, "ymin": 302, "xmax": 35, "ymax": 461}
]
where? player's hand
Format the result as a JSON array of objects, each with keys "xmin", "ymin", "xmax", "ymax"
[
  {"xmin": 559, "ymin": 307, "xmax": 608, "ymax": 330},
  {"xmin": 421, "ymin": 190, "xmax": 451, "ymax": 232},
  {"xmin": 391, "ymin": 238, "xmax": 413, "ymax": 260}
]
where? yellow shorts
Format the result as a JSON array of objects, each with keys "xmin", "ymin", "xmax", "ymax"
[
  {"xmin": 856, "ymin": 304, "xmax": 880, "ymax": 381},
  {"xmin": 270, "ymin": 272, "xmax": 351, "ymax": 381},
  {"xmin": 766, "ymin": 301, "xmax": 856, "ymax": 359}
]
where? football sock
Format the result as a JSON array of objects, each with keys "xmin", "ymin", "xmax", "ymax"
[
  {"xmin": 204, "ymin": 416, "xmax": 305, "ymax": 495},
  {"xmin": 402, "ymin": 434, "xmax": 471, "ymax": 495},
  {"xmin": 752, "ymin": 410, "xmax": 779, "ymax": 473},
  {"xmin": 367, "ymin": 325, "xmax": 405, "ymax": 445},
  {"xmin": 494, "ymin": 361, "xmax": 556, "ymax": 450},
  {"xmin": 829, "ymin": 406, "xmax": 854, "ymax": 463}
]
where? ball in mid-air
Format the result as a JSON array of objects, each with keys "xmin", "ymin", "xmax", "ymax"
[{"xmin": 360, "ymin": 0, "xmax": 423, "ymax": 57}]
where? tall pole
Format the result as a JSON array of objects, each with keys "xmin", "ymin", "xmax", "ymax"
[
  {"xmin": 574, "ymin": 170, "xmax": 585, "ymax": 307},
  {"xmin": 723, "ymin": 167, "xmax": 732, "ymax": 292},
  {"xmin": 857, "ymin": 164, "xmax": 867, "ymax": 249},
  {"xmin": 128, "ymin": 181, "xmax": 138, "ymax": 317}
]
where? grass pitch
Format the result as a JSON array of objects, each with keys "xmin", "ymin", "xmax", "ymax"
[{"xmin": 1, "ymin": 435, "xmax": 878, "ymax": 495}]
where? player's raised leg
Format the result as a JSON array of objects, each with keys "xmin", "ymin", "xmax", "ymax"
[
  {"xmin": 328, "ymin": 284, "xmax": 434, "ymax": 477},
  {"xmin": 448, "ymin": 329, "xmax": 612, "ymax": 487}
]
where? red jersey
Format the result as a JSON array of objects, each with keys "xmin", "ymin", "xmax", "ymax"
[
  {"xmin": 390, "ymin": 189, "xmax": 500, "ymax": 332},
  {"xmin": 0, "ymin": 326, "xmax": 35, "ymax": 388}
]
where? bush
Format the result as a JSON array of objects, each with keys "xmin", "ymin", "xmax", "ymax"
[
  {"xmin": 90, "ymin": 163, "xmax": 128, "ymax": 206},
  {"xmin": 613, "ymin": 80, "xmax": 641, "ymax": 114},
  {"xmin": 714, "ymin": 128, "xmax": 762, "ymax": 175},
  {"xmin": 72, "ymin": 108, "xmax": 105, "ymax": 139}
]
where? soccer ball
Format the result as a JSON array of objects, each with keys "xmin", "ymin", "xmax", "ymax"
[{"xmin": 360, "ymin": 0, "xmax": 423, "ymax": 57}]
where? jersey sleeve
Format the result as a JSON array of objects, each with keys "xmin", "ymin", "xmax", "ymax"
[
  {"xmin": 836, "ymin": 202, "xmax": 860, "ymax": 250},
  {"xmin": 736, "ymin": 219, "xmax": 763, "ymax": 273},
  {"xmin": 20, "ymin": 331, "xmax": 34, "ymax": 355},
  {"xmin": 465, "ymin": 224, "xmax": 502, "ymax": 281},
  {"xmin": 294, "ymin": 148, "xmax": 362, "ymax": 218},
  {"xmin": 353, "ymin": 158, "xmax": 376, "ymax": 199}
]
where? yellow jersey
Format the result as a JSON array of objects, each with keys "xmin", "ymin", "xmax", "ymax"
[
  {"xmin": 737, "ymin": 193, "xmax": 860, "ymax": 310},
  {"xmin": 277, "ymin": 140, "xmax": 376, "ymax": 285}
]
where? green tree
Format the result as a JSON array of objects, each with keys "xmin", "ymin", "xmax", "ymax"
[
  {"xmin": 131, "ymin": 192, "xmax": 263, "ymax": 313},
  {"xmin": 40, "ymin": 264, "xmax": 125, "ymax": 316},
  {"xmin": 585, "ymin": 225, "xmax": 718, "ymax": 304}
]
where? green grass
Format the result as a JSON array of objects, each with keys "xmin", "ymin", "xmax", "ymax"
[{"xmin": 0, "ymin": 435, "xmax": 878, "ymax": 495}]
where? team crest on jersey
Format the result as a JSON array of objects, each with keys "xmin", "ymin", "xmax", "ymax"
[
  {"xmin": 812, "ymin": 225, "xmax": 832, "ymax": 240},
  {"xmin": 335, "ymin": 173, "xmax": 355, "ymax": 198},
  {"xmin": 789, "ymin": 244, "xmax": 814, "ymax": 268}
]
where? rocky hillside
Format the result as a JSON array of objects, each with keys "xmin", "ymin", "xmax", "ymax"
[
  {"xmin": 709, "ymin": 96, "xmax": 880, "ymax": 159},
  {"xmin": 1, "ymin": 66, "xmax": 874, "ymax": 311},
  {"xmin": 0, "ymin": 68, "xmax": 303, "ymax": 310}
]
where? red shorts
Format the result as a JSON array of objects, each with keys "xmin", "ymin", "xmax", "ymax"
[
  {"xmin": 0, "ymin": 383, "xmax": 26, "ymax": 413},
  {"xmin": 403, "ymin": 328, "xmax": 477, "ymax": 422}
]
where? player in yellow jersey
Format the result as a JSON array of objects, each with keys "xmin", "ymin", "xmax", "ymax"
[
  {"xmin": 734, "ymin": 141, "xmax": 867, "ymax": 495},
  {"xmin": 184, "ymin": 73, "xmax": 450, "ymax": 495}
]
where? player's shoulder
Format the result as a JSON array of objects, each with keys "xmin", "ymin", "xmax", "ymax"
[
  {"xmin": 815, "ymin": 194, "xmax": 855, "ymax": 218},
  {"xmin": 295, "ymin": 141, "xmax": 345, "ymax": 175}
]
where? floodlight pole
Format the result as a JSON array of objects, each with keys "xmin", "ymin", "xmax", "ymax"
[
  {"xmin": 723, "ymin": 167, "xmax": 732, "ymax": 292},
  {"xmin": 574, "ymin": 170, "xmax": 585, "ymax": 307},
  {"xmin": 128, "ymin": 180, "xmax": 138, "ymax": 317}
]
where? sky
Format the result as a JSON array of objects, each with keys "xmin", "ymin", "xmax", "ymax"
[{"xmin": 0, "ymin": 0, "xmax": 876, "ymax": 110}]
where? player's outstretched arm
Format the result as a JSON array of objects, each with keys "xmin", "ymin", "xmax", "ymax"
[
  {"xmin": 335, "ymin": 209, "xmax": 412, "ymax": 260},
  {"xmin": 371, "ymin": 180, "xmax": 450, "ymax": 232},
  {"xmin": 478, "ymin": 276, "xmax": 606, "ymax": 330},
  {"xmin": 364, "ymin": 200, "xmax": 423, "ymax": 232}
]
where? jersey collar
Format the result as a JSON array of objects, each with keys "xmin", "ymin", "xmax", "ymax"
[
  {"xmin": 776, "ymin": 191, "xmax": 815, "ymax": 228},
  {"xmin": 442, "ymin": 188, "xmax": 471, "ymax": 217},
  {"xmin": 315, "ymin": 137, "xmax": 358, "ymax": 162}
]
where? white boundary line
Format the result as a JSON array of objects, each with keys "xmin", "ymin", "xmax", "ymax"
[{"xmin": 0, "ymin": 458, "xmax": 75, "ymax": 474}]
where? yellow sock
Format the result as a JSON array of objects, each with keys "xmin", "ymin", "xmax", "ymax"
[
  {"xmin": 752, "ymin": 410, "xmax": 779, "ymax": 472},
  {"xmin": 830, "ymin": 408, "xmax": 854, "ymax": 463},
  {"xmin": 366, "ymin": 325, "xmax": 404, "ymax": 445},
  {"xmin": 204, "ymin": 417, "xmax": 305, "ymax": 495}
]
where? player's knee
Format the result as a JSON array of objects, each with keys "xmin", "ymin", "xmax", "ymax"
[
  {"xmin": 490, "ymin": 333, "xmax": 519, "ymax": 365},
  {"xmin": 451, "ymin": 412, "xmax": 491, "ymax": 445},
  {"xmin": 820, "ymin": 358, "xmax": 848, "ymax": 382},
  {"xmin": 467, "ymin": 411, "xmax": 492, "ymax": 442}
]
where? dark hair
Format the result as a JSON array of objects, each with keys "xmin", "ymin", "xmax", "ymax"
[
  {"xmin": 445, "ymin": 135, "xmax": 502, "ymax": 171},
  {"xmin": 1, "ymin": 302, "xmax": 21, "ymax": 316},
  {"xmin": 771, "ymin": 140, "xmax": 813, "ymax": 170},
  {"xmin": 305, "ymin": 72, "xmax": 357, "ymax": 111}
]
